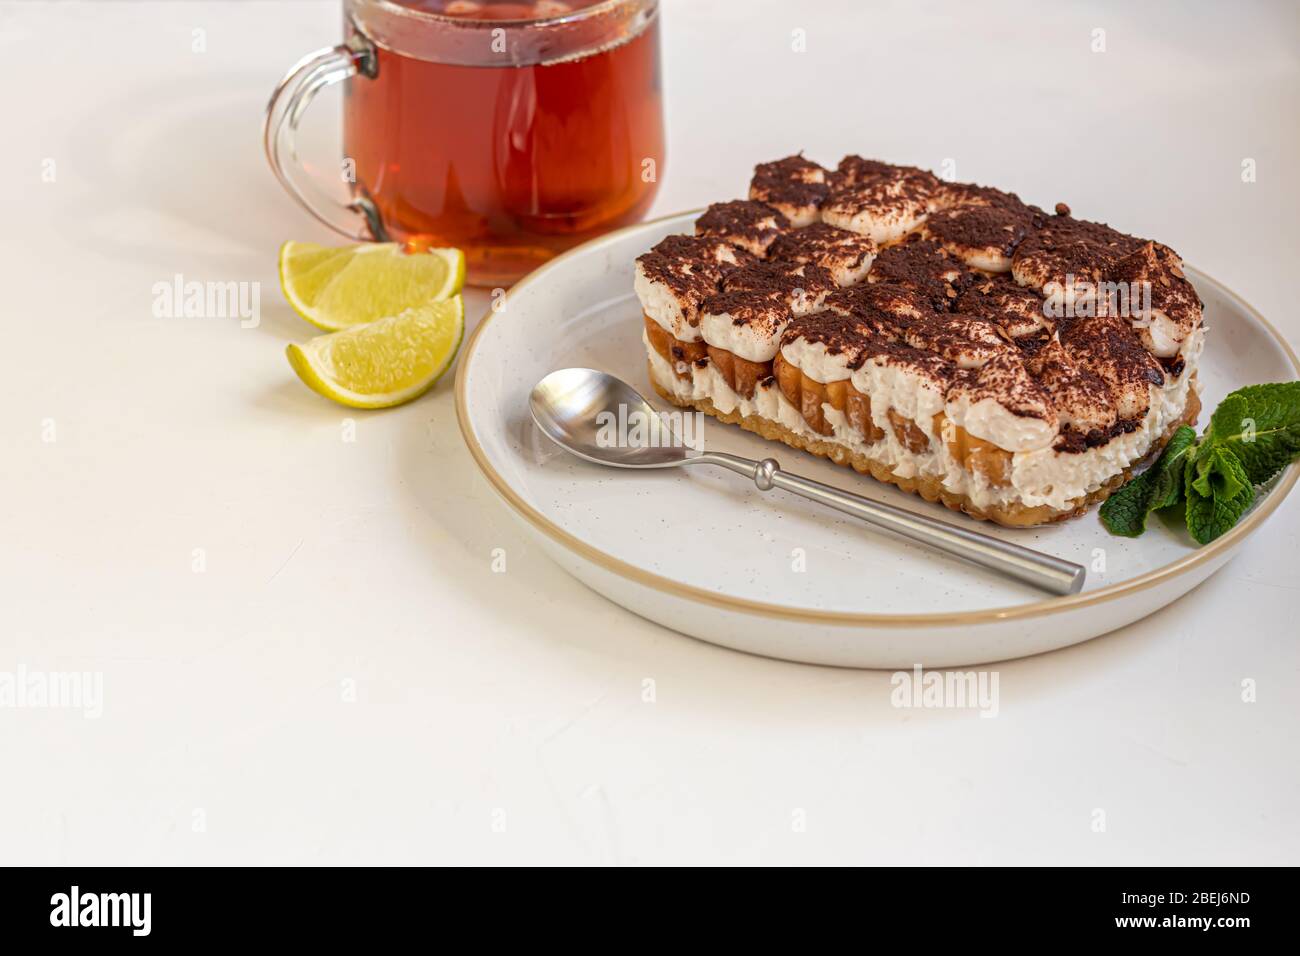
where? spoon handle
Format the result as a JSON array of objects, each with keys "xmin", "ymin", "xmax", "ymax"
[{"xmin": 690, "ymin": 452, "xmax": 1085, "ymax": 596}]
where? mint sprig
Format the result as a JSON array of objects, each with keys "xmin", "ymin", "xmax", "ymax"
[
  {"xmin": 1205, "ymin": 384, "xmax": 1300, "ymax": 485},
  {"xmin": 1099, "ymin": 426, "xmax": 1196, "ymax": 537},
  {"xmin": 1185, "ymin": 445, "xmax": 1254, "ymax": 543},
  {"xmin": 1100, "ymin": 381, "xmax": 1300, "ymax": 545}
]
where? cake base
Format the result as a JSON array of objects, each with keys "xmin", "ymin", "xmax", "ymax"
[{"xmin": 650, "ymin": 362, "xmax": 1201, "ymax": 528}]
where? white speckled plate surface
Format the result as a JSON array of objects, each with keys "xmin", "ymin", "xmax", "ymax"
[{"xmin": 455, "ymin": 212, "xmax": 1299, "ymax": 667}]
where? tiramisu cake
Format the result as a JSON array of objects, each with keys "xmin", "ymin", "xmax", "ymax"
[{"xmin": 636, "ymin": 156, "xmax": 1205, "ymax": 526}]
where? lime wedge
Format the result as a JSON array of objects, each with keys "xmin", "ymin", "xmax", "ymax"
[
  {"xmin": 286, "ymin": 296, "xmax": 465, "ymax": 409},
  {"xmin": 279, "ymin": 240, "xmax": 466, "ymax": 332}
]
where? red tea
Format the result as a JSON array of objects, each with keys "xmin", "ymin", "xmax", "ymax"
[{"xmin": 343, "ymin": 0, "xmax": 664, "ymax": 286}]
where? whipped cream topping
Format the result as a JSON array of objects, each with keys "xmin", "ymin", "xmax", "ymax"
[
  {"xmin": 822, "ymin": 165, "xmax": 944, "ymax": 244},
  {"xmin": 1012, "ymin": 214, "xmax": 1202, "ymax": 357},
  {"xmin": 921, "ymin": 187, "xmax": 1045, "ymax": 272},
  {"xmin": 699, "ymin": 293, "xmax": 790, "ymax": 363},
  {"xmin": 866, "ymin": 237, "xmax": 973, "ymax": 311},
  {"xmin": 945, "ymin": 394, "xmax": 1058, "ymax": 452},
  {"xmin": 635, "ymin": 234, "xmax": 754, "ymax": 341},
  {"xmin": 749, "ymin": 154, "xmax": 831, "ymax": 227},
  {"xmin": 768, "ymin": 223, "xmax": 877, "ymax": 286},
  {"xmin": 697, "ymin": 260, "xmax": 836, "ymax": 362},
  {"xmin": 695, "ymin": 200, "xmax": 789, "ymax": 255}
]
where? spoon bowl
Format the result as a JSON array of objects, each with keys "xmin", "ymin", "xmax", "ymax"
[{"xmin": 530, "ymin": 367, "xmax": 691, "ymax": 468}]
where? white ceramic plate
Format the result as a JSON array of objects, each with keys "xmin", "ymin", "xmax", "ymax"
[{"xmin": 455, "ymin": 211, "xmax": 1299, "ymax": 667}]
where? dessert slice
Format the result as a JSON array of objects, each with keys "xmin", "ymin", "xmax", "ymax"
[{"xmin": 636, "ymin": 156, "xmax": 1205, "ymax": 526}]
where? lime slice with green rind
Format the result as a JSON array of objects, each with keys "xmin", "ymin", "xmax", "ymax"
[{"xmin": 286, "ymin": 295, "xmax": 465, "ymax": 409}]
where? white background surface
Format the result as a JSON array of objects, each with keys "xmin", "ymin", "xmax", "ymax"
[{"xmin": 1, "ymin": 0, "xmax": 1297, "ymax": 865}]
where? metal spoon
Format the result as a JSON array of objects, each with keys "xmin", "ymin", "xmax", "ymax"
[{"xmin": 529, "ymin": 368, "xmax": 1085, "ymax": 596}]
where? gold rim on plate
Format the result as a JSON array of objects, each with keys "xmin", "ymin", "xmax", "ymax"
[{"xmin": 454, "ymin": 210, "xmax": 1300, "ymax": 628}]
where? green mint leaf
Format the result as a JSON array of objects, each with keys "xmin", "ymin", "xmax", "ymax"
[
  {"xmin": 1204, "ymin": 382, "xmax": 1300, "ymax": 485},
  {"xmin": 1206, "ymin": 393, "xmax": 1249, "ymax": 445},
  {"xmin": 1189, "ymin": 448, "xmax": 1213, "ymax": 497},
  {"xmin": 1100, "ymin": 426, "xmax": 1197, "ymax": 536},
  {"xmin": 1096, "ymin": 381, "xmax": 1299, "ymax": 545},
  {"xmin": 1099, "ymin": 469, "xmax": 1157, "ymax": 537},
  {"xmin": 1185, "ymin": 449, "xmax": 1254, "ymax": 544},
  {"xmin": 1193, "ymin": 446, "xmax": 1249, "ymax": 501},
  {"xmin": 1148, "ymin": 426, "xmax": 1198, "ymax": 510}
]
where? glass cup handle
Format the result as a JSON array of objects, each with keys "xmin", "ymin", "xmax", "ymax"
[{"xmin": 263, "ymin": 35, "xmax": 389, "ymax": 241}]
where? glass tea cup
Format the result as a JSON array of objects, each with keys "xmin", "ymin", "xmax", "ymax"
[{"xmin": 265, "ymin": 0, "xmax": 665, "ymax": 286}]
